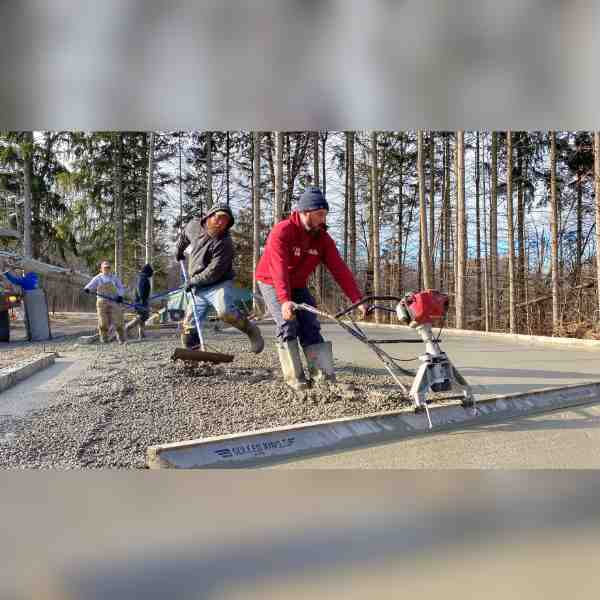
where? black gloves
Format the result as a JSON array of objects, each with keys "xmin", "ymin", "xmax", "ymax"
[
  {"xmin": 176, "ymin": 248, "xmax": 186, "ymax": 262},
  {"xmin": 115, "ymin": 296, "xmax": 123, "ymax": 304},
  {"xmin": 83, "ymin": 288, "xmax": 90, "ymax": 294},
  {"xmin": 185, "ymin": 274, "xmax": 205, "ymax": 294}
]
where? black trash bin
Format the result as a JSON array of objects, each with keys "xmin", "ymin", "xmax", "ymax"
[
  {"xmin": 0, "ymin": 304, "xmax": 9, "ymax": 343},
  {"xmin": 0, "ymin": 285, "xmax": 10, "ymax": 341}
]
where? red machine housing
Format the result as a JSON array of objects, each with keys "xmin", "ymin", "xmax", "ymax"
[{"xmin": 405, "ymin": 290, "xmax": 449, "ymax": 325}]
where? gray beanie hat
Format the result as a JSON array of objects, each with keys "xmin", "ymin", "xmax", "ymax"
[
  {"xmin": 200, "ymin": 203, "xmax": 235, "ymax": 230},
  {"xmin": 296, "ymin": 187, "xmax": 329, "ymax": 212}
]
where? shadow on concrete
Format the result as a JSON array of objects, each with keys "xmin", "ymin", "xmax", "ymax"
[
  {"xmin": 459, "ymin": 404, "xmax": 600, "ymax": 435},
  {"xmin": 460, "ymin": 367, "xmax": 599, "ymax": 380},
  {"xmin": 334, "ymin": 364, "xmax": 600, "ymax": 399},
  {"xmin": 472, "ymin": 381, "xmax": 600, "ymax": 398}
]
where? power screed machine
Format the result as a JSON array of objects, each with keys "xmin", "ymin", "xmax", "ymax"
[{"xmin": 293, "ymin": 290, "xmax": 474, "ymax": 428}]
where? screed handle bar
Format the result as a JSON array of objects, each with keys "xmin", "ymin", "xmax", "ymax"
[{"xmin": 334, "ymin": 295, "xmax": 402, "ymax": 319}]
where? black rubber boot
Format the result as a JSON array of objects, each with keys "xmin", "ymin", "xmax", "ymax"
[{"xmin": 180, "ymin": 329, "xmax": 200, "ymax": 349}]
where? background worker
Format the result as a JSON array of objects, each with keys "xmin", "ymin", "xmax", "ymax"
[
  {"xmin": 255, "ymin": 186, "xmax": 366, "ymax": 392},
  {"xmin": 84, "ymin": 260, "xmax": 127, "ymax": 343},
  {"xmin": 133, "ymin": 263, "xmax": 153, "ymax": 340},
  {"xmin": 0, "ymin": 273, "xmax": 12, "ymax": 343},
  {"xmin": 175, "ymin": 203, "xmax": 264, "ymax": 353}
]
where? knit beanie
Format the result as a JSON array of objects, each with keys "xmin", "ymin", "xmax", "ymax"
[{"xmin": 296, "ymin": 187, "xmax": 329, "ymax": 212}]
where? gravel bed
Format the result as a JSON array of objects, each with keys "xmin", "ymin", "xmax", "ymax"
[
  {"xmin": 0, "ymin": 314, "xmax": 97, "ymax": 369},
  {"xmin": 0, "ymin": 335, "xmax": 91, "ymax": 369},
  {"xmin": 0, "ymin": 329, "xmax": 451, "ymax": 470}
]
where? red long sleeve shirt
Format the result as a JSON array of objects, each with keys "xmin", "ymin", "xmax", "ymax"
[{"xmin": 255, "ymin": 212, "xmax": 362, "ymax": 304}]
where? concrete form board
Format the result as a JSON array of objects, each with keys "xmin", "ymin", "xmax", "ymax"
[
  {"xmin": 0, "ymin": 353, "xmax": 57, "ymax": 393},
  {"xmin": 146, "ymin": 381, "xmax": 600, "ymax": 469}
]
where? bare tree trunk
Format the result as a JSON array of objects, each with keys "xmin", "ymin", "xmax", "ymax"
[
  {"xmin": 490, "ymin": 131, "xmax": 499, "ymax": 330},
  {"xmin": 456, "ymin": 131, "xmax": 466, "ymax": 328},
  {"xmin": 35, "ymin": 131, "xmax": 57, "ymax": 259},
  {"xmin": 321, "ymin": 131, "xmax": 328, "ymax": 197},
  {"xmin": 320, "ymin": 131, "xmax": 328, "ymax": 302},
  {"xmin": 145, "ymin": 132, "xmax": 155, "ymax": 279},
  {"xmin": 265, "ymin": 133, "xmax": 276, "ymax": 201},
  {"xmin": 178, "ymin": 132, "xmax": 184, "ymax": 221},
  {"xmin": 550, "ymin": 131, "xmax": 560, "ymax": 333},
  {"xmin": 429, "ymin": 132, "xmax": 435, "ymax": 285},
  {"xmin": 284, "ymin": 133, "xmax": 311, "ymax": 217},
  {"xmin": 343, "ymin": 132, "xmax": 349, "ymax": 261},
  {"xmin": 506, "ymin": 130, "xmax": 516, "ymax": 333},
  {"xmin": 206, "ymin": 131, "xmax": 213, "ymax": 209},
  {"xmin": 135, "ymin": 136, "xmax": 143, "ymax": 245},
  {"xmin": 517, "ymin": 132, "xmax": 525, "ymax": 306},
  {"xmin": 595, "ymin": 132, "xmax": 600, "ymax": 321},
  {"xmin": 439, "ymin": 135, "xmax": 445, "ymax": 289},
  {"xmin": 577, "ymin": 170, "xmax": 583, "ymax": 277},
  {"xmin": 418, "ymin": 130, "xmax": 432, "ymax": 289},
  {"xmin": 371, "ymin": 131, "xmax": 381, "ymax": 322},
  {"xmin": 313, "ymin": 131, "xmax": 319, "ymax": 187},
  {"xmin": 366, "ymin": 142, "xmax": 374, "ymax": 295},
  {"xmin": 285, "ymin": 133, "xmax": 292, "ymax": 215},
  {"xmin": 274, "ymin": 131, "xmax": 284, "ymax": 222},
  {"xmin": 453, "ymin": 134, "xmax": 458, "ymax": 313},
  {"xmin": 384, "ymin": 260, "xmax": 392, "ymax": 323},
  {"xmin": 417, "ymin": 234, "xmax": 422, "ymax": 291},
  {"xmin": 252, "ymin": 132, "xmax": 261, "ymax": 312},
  {"xmin": 397, "ymin": 133, "xmax": 404, "ymax": 295},
  {"xmin": 448, "ymin": 137, "xmax": 455, "ymax": 299},
  {"xmin": 20, "ymin": 131, "xmax": 33, "ymax": 259},
  {"xmin": 348, "ymin": 131, "xmax": 356, "ymax": 274},
  {"xmin": 558, "ymin": 171, "xmax": 564, "ymax": 281},
  {"xmin": 226, "ymin": 131, "xmax": 230, "ymax": 206},
  {"xmin": 402, "ymin": 189, "xmax": 417, "ymax": 270},
  {"xmin": 482, "ymin": 132, "xmax": 490, "ymax": 331},
  {"xmin": 312, "ymin": 131, "xmax": 324, "ymax": 301},
  {"xmin": 475, "ymin": 131, "xmax": 482, "ymax": 325},
  {"xmin": 364, "ymin": 142, "xmax": 375, "ymax": 294},
  {"xmin": 145, "ymin": 131, "xmax": 154, "ymax": 298},
  {"xmin": 113, "ymin": 133, "xmax": 124, "ymax": 277},
  {"xmin": 442, "ymin": 134, "xmax": 451, "ymax": 291}
]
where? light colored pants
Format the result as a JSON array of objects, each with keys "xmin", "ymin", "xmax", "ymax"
[
  {"xmin": 97, "ymin": 300, "xmax": 125, "ymax": 341},
  {"xmin": 183, "ymin": 280, "xmax": 240, "ymax": 335}
]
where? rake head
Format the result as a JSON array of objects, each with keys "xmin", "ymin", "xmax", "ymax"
[{"xmin": 170, "ymin": 348, "xmax": 234, "ymax": 364}]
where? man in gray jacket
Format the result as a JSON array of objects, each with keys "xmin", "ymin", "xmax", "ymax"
[{"xmin": 175, "ymin": 203, "xmax": 264, "ymax": 353}]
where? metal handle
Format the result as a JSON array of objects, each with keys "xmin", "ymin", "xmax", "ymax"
[
  {"xmin": 334, "ymin": 295, "xmax": 402, "ymax": 319},
  {"xmin": 180, "ymin": 260, "xmax": 205, "ymax": 351},
  {"xmin": 87, "ymin": 289, "xmax": 140, "ymax": 310},
  {"xmin": 291, "ymin": 302, "xmax": 332, "ymax": 320}
]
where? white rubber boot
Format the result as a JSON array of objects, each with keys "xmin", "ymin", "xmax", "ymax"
[
  {"xmin": 303, "ymin": 341, "xmax": 336, "ymax": 384},
  {"xmin": 277, "ymin": 339, "xmax": 310, "ymax": 392}
]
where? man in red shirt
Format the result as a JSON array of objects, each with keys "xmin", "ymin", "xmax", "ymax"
[{"xmin": 256, "ymin": 186, "xmax": 366, "ymax": 392}]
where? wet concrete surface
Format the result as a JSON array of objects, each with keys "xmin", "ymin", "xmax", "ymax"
[{"xmin": 259, "ymin": 322, "xmax": 600, "ymax": 468}]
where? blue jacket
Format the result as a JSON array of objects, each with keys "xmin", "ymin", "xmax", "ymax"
[
  {"xmin": 4, "ymin": 271, "xmax": 39, "ymax": 290},
  {"xmin": 134, "ymin": 264, "xmax": 153, "ymax": 308}
]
